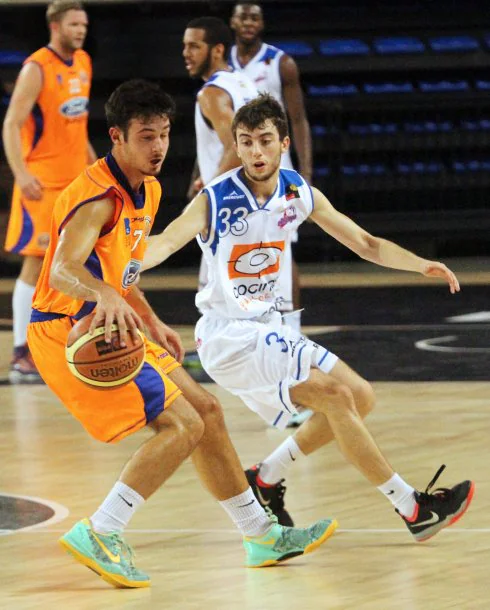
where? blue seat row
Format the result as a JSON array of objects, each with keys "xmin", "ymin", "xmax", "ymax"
[
  {"xmin": 272, "ymin": 34, "xmax": 485, "ymax": 57},
  {"xmin": 312, "ymin": 119, "xmax": 490, "ymax": 137},
  {"xmin": 314, "ymin": 160, "xmax": 490, "ymax": 177},
  {"xmin": 308, "ymin": 79, "xmax": 490, "ymax": 97},
  {"xmin": 0, "ymin": 50, "xmax": 28, "ymax": 66}
]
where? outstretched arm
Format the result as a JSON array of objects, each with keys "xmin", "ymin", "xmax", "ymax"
[
  {"xmin": 310, "ymin": 187, "xmax": 460, "ymax": 293},
  {"xmin": 280, "ymin": 55, "xmax": 312, "ymax": 182},
  {"xmin": 142, "ymin": 192, "xmax": 209, "ymax": 271}
]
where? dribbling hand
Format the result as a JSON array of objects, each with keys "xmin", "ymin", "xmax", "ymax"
[
  {"xmin": 91, "ymin": 285, "xmax": 145, "ymax": 347},
  {"xmin": 422, "ymin": 261, "xmax": 460, "ymax": 294},
  {"xmin": 17, "ymin": 170, "xmax": 43, "ymax": 201}
]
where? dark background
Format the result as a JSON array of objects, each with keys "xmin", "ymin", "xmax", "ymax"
[{"xmin": 1, "ymin": 0, "xmax": 490, "ymax": 271}]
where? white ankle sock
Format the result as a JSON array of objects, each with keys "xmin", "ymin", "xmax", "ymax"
[
  {"xmin": 378, "ymin": 473, "xmax": 416, "ymax": 518},
  {"xmin": 90, "ymin": 481, "xmax": 145, "ymax": 534},
  {"xmin": 13, "ymin": 279, "xmax": 35, "ymax": 347},
  {"xmin": 219, "ymin": 488, "xmax": 271, "ymax": 537},
  {"xmin": 259, "ymin": 436, "xmax": 304, "ymax": 485}
]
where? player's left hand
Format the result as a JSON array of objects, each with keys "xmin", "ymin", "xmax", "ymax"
[
  {"xmin": 421, "ymin": 261, "xmax": 460, "ymax": 294},
  {"xmin": 147, "ymin": 318, "xmax": 185, "ymax": 363}
]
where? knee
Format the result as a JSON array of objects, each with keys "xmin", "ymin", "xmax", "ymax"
[
  {"xmin": 193, "ymin": 391, "xmax": 226, "ymax": 429},
  {"xmin": 354, "ymin": 379, "xmax": 376, "ymax": 418},
  {"xmin": 154, "ymin": 405, "xmax": 205, "ymax": 453}
]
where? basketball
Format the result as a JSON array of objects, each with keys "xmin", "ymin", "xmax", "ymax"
[{"xmin": 65, "ymin": 314, "xmax": 145, "ymax": 389}]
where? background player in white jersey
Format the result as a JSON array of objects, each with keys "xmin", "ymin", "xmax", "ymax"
[
  {"xmin": 230, "ymin": 5, "xmax": 312, "ymax": 428},
  {"xmin": 142, "ymin": 94, "xmax": 474, "ymax": 540},
  {"xmin": 183, "ymin": 16, "xmax": 257, "ymax": 291}
]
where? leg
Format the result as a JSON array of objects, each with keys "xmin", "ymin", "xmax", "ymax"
[
  {"xmin": 290, "ymin": 367, "xmax": 391, "ymax": 485},
  {"xmin": 294, "ymin": 359, "xmax": 375, "ymax": 455},
  {"xmin": 168, "ymin": 366, "xmax": 248, "ymax": 500},
  {"xmin": 11, "ymin": 255, "xmax": 44, "ymax": 381}
]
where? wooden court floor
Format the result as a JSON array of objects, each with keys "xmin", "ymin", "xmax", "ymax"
[{"xmin": 1, "ymin": 266, "xmax": 489, "ymax": 609}]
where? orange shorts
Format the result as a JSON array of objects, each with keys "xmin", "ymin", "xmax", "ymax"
[
  {"xmin": 5, "ymin": 183, "xmax": 63, "ymax": 257},
  {"xmin": 27, "ymin": 316, "xmax": 182, "ymax": 443}
]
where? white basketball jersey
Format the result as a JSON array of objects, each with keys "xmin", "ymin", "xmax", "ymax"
[
  {"xmin": 196, "ymin": 166, "xmax": 313, "ymax": 319},
  {"xmin": 195, "ymin": 70, "xmax": 258, "ymax": 185},
  {"xmin": 230, "ymin": 43, "xmax": 293, "ymax": 169}
]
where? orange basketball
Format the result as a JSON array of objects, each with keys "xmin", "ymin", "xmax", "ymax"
[{"xmin": 65, "ymin": 314, "xmax": 145, "ymax": 389}]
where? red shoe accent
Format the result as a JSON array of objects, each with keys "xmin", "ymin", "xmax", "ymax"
[
  {"xmin": 448, "ymin": 481, "xmax": 475, "ymax": 527},
  {"xmin": 256, "ymin": 475, "xmax": 275, "ymax": 489}
]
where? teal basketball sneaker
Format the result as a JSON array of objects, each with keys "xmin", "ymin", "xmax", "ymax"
[
  {"xmin": 59, "ymin": 518, "xmax": 150, "ymax": 588},
  {"xmin": 243, "ymin": 516, "xmax": 338, "ymax": 568}
]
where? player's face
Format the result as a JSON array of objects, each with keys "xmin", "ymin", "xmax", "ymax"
[
  {"xmin": 231, "ymin": 4, "xmax": 264, "ymax": 44},
  {"xmin": 235, "ymin": 120, "xmax": 289, "ymax": 182},
  {"xmin": 183, "ymin": 28, "xmax": 213, "ymax": 79},
  {"xmin": 113, "ymin": 116, "xmax": 171, "ymax": 177},
  {"xmin": 57, "ymin": 9, "xmax": 88, "ymax": 52}
]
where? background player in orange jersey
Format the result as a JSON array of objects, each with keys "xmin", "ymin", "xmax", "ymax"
[
  {"xmin": 2, "ymin": 0, "xmax": 96, "ymax": 381},
  {"xmin": 26, "ymin": 79, "xmax": 335, "ymax": 588}
]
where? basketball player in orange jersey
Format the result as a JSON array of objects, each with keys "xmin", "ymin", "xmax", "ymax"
[
  {"xmin": 2, "ymin": 0, "xmax": 95, "ymax": 382},
  {"xmin": 26, "ymin": 79, "xmax": 336, "ymax": 588}
]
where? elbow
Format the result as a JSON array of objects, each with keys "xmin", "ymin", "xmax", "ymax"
[
  {"xmin": 49, "ymin": 262, "xmax": 64, "ymax": 291},
  {"xmin": 358, "ymin": 234, "xmax": 381, "ymax": 261}
]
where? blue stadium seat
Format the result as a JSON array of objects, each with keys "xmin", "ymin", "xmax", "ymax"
[
  {"xmin": 314, "ymin": 167, "xmax": 330, "ymax": 177},
  {"xmin": 397, "ymin": 161, "xmax": 444, "ymax": 174},
  {"xmin": 452, "ymin": 160, "xmax": 490, "ymax": 172},
  {"xmin": 268, "ymin": 41, "xmax": 315, "ymax": 57},
  {"xmin": 403, "ymin": 121, "xmax": 454, "ymax": 133},
  {"xmin": 0, "ymin": 50, "xmax": 28, "ymax": 66},
  {"xmin": 363, "ymin": 82, "xmax": 414, "ymax": 94},
  {"xmin": 342, "ymin": 163, "xmax": 387, "ymax": 176},
  {"xmin": 475, "ymin": 80, "xmax": 490, "ymax": 91},
  {"xmin": 373, "ymin": 36, "xmax": 425, "ymax": 54},
  {"xmin": 311, "ymin": 125, "xmax": 338, "ymax": 136},
  {"xmin": 460, "ymin": 119, "xmax": 490, "ymax": 131},
  {"xmin": 308, "ymin": 84, "xmax": 359, "ymax": 96},
  {"xmin": 428, "ymin": 35, "xmax": 479, "ymax": 52},
  {"xmin": 318, "ymin": 39, "xmax": 370, "ymax": 56},
  {"xmin": 419, "ymin": 80, "xmax": 470, "ymax": 92},
  {"xmin": 348, "ymin": 123, "xmax": 398, "ymax": 135}
]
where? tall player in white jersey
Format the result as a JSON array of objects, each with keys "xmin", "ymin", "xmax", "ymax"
[
  {"xmin": 143, "ymin": 94, "xmax": 474, "ymax": 540},
  {"xmin": 229, "ymin": 5, "xmax": 311, "ymax": 429},
  {"xmin": 183, "ymin": 17, "xmax": 257, "ymax": 291}
]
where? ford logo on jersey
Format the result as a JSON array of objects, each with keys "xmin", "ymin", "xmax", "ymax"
[
  {"xmin": 122, "ymin": 259, "xmax": 142, "ymax": 289},
  {"xmin": 59, "ymin": 96, "xmax": 89, "ymax": 118}
]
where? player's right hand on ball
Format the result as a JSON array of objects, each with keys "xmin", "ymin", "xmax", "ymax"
[
  {"xmin": 91, "ymin": 285, "xmax": 144, "ymax": 347},
  {"xmin": 16, "ymin": 170, "xmax": 43, "ymax": 200}
]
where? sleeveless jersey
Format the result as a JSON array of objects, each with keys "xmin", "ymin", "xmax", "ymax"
[
  {"xmin": 196, "ymin": 166, "xmax": 313, "ymax": 319},
  {"xmin": 195, "ymin": 70, "xmax": 257, "ymax": 185},
  {"xmin": 229, "ymin": 43, "xmax": 293, "ymax": 170},
  {"xmin": 21, "ymin": 46, "xmax": 92, "ymax": 188},
  {"xmin": 32, "ymin": 153, "xmax": 161, "ymax": 319}
]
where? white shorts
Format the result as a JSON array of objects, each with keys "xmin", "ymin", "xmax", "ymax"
[{"xmin": 195, "ymin": 312, "xmax": 338, "ymax": 429}]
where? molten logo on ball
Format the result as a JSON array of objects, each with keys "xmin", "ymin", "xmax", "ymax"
[
  {"xmin": 90, "ymin": 355, "xmax": 141, "ymax": 379},
  {"xmin": 95, "ymin": 337, "xmax": 125, "ymax": 356}
]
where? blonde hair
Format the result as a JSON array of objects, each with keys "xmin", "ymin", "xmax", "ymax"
[{"xmin": 46, "ymin": 1, "xmax": 84, "ymax": 25}]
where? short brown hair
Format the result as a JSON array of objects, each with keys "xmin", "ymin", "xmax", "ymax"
[
  {"xmin": 46, "ymin": 1, "xmax": 84, "ymax": 25},
  {"xmin": 232, "ymin": 93, "xmax": 289, "ymax": 140}
]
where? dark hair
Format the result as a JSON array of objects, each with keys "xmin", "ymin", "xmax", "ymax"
[
  {"xmin": 186, "ymin": 16, "xmax": 233, "ymax": 59},
  {"xmin": 105, "ymin": 79, "xmax": 176, "ymax": 138},
  {"xmin": 46, "ymin": 1, "xmax": 84, "ymax": 24},
  {"xmin": 232, "ymin": 94, "xmax": 288, "ymax": 140}
]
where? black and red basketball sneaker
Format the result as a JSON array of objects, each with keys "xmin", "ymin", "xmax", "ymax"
[
  {"xmin": 245, "ymin": 464, "xmax": 294, "ymax": 527},
  {"xmin": 398, "ymin": 465, "xmax": 475, "ymax": 542}
]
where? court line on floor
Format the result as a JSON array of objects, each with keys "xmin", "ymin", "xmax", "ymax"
[{"xmin": 3, "ymin": 527, "xmax": 490, "ymax": 535}]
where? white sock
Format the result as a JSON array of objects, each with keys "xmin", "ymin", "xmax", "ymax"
[
  {"xmin": 13, "ymin": 279, "xmax": 35, "ymax": 347},
  {"xmin": 283, "ymin": 310, "xmax": 301, "ymax": 333},
  {"xmin": 259, "ymin": 436, "xmax": 304, "ymax": 485},
  {"xmin": 219, "ymin": 488, "xmax": 271, "ymax": 537},
  {"xmin": 378, "ymin": 473, "xmax": 416, "ymax": 518},
  {"xmin": 90, "ymin": 481, "xmax": 145, "ymax": 534}
]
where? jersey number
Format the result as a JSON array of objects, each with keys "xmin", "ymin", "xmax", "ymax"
[{"xmin": 218, "ymin": 207, "xmax": 249, "ymax": 238}]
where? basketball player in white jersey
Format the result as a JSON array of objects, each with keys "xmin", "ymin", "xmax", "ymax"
[
  {"xmin": 183, "ymin": 16, "xmax": 257, "ymax": 293},
  {"xmin": 230, "ymin": 5, "xmax": 312, "ymax": 428},
  {"xmin": 143, "ymin": 94, "xmax": 474, "ymax": 539}
]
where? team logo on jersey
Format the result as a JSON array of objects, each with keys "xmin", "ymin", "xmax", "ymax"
[
  {"xmin": 285, "ymin": 184, "xmax": 300, "ymax": 201},
  {"xmin": 59, "ymin": 96, "xmax": 88, "ymax": 118},
  {"xmin": 79, "ymin": 70, "xmax": 89, "ymax": 84},
  {"xmin": 122, "ymin": 259, "xmax": 142, "ymax": 289},
  {"xmin": 278, "ymin": 205, "xmax": 297, "ymax": 228},
  {"xmin": 56, "ymin": 74, "xmax": 63, "ymax": 86},
  {"xmin": 223, "ymin": 190, "xmax": 245, "ymax": 201},
  {"xmin": 228, "ymin": 241, "xmax": 284, "ymax": 279}
]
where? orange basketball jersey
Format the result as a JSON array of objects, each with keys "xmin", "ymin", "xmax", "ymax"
[
  {"xmin": 21, "ymin": 46, "xmax": 92, "ymax": 188},
  {"xmin": 32, "ymin": 154, "xmax": 161, "ymax": 320}
]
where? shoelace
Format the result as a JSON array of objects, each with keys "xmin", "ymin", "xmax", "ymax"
[
  {"xmin": 418, "ymin": 464, "xmax": 451, "ymax": 505},
  {"xmin": 106, "ymin": 533, "xmax": 136, "ymax": 565}
]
